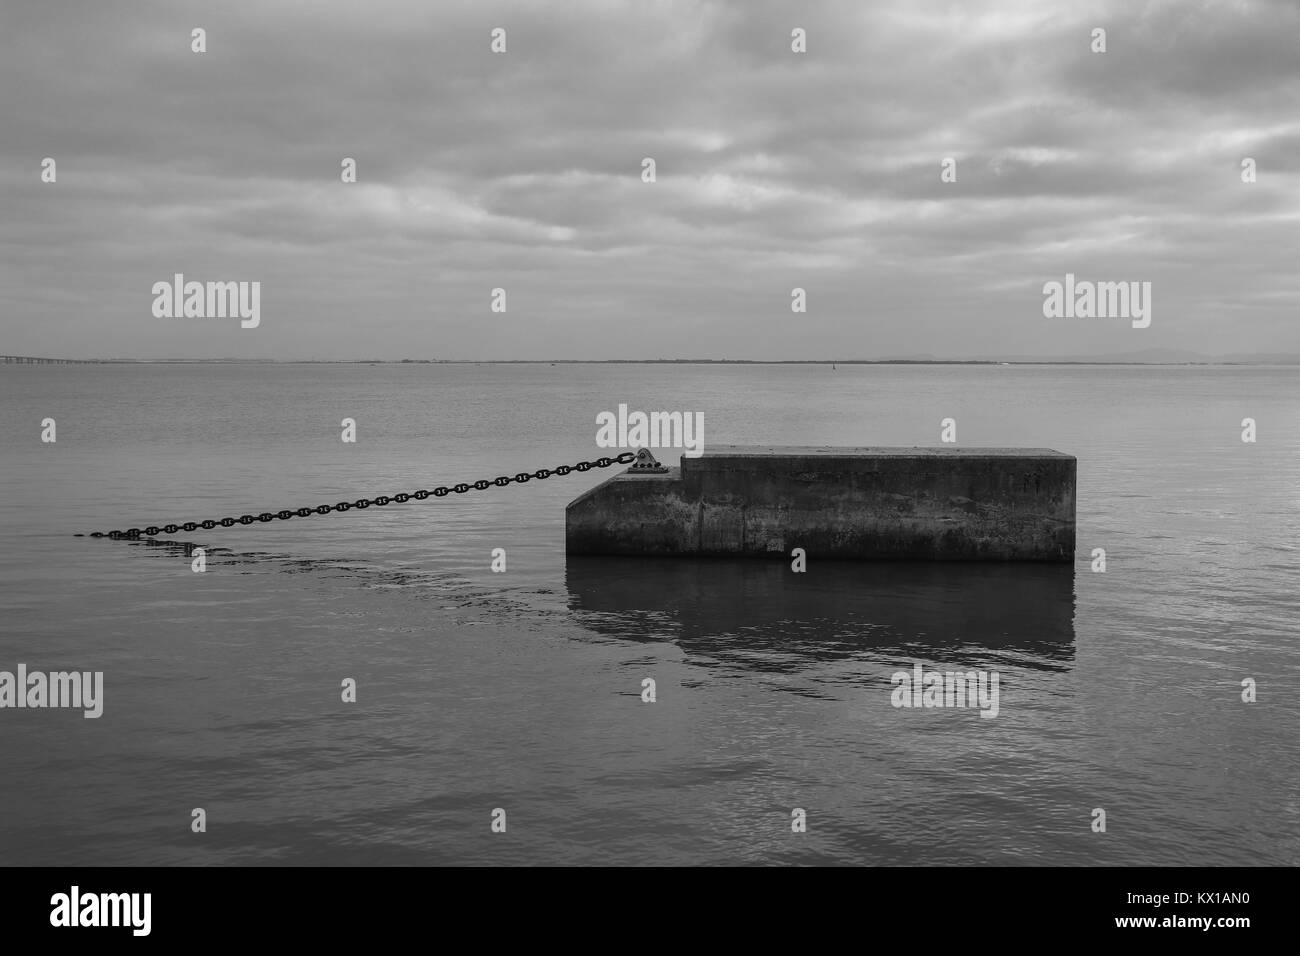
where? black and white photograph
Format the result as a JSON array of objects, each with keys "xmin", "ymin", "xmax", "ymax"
[{"xmin": 0, "ymin": 0, "xmax": 1294, "ymax": 936}]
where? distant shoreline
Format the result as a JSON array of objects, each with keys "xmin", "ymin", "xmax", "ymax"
[{"xmin": 5, "ymin": 359, "xmax": 1298, "ymax": 367}]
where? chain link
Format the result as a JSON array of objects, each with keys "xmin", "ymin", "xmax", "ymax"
[{"xmin": 88, "ymin": 452, "xmax": 636, "ymax": 539}]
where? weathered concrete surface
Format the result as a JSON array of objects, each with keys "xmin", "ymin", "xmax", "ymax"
[{"xmin": 566, "ymin": 446, "xmax": 1076, "ymax": 561}]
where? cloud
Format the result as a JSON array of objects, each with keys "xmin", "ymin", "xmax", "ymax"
[{"xmin": 1, "ymin": 0, "xmax": 1297, "ymax": 358}]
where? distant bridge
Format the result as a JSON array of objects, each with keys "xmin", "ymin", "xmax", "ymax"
[{"xmin": 1, "ymin": 356, "xmax": 99, "ymax": 364}]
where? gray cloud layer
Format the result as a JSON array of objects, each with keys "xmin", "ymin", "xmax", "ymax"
[{"xmin": 2, "ymin": 0, "xmax": 1297, "ymax": 359}]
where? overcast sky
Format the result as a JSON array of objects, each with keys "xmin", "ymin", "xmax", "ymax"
[{"xmin": 2, "ymin": 0, "xmax": 1298, "ymax": 360}]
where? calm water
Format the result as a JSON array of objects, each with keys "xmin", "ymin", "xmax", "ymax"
[{"xmin": 0, "ymin": 363, "xmax": 1297, "ymax": 866}]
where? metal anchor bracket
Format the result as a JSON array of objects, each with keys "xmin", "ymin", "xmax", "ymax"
[{"xmin": 627, "ymin": 448, "xmax": 669, "ymax": 473}]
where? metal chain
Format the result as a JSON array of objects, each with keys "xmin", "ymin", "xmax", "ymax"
[{"xmin": 87, "ymin": 452, "xmax": 637, "ymax": 539}]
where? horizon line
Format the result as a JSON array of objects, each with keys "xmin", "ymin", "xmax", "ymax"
[{"xmin": 4, "ymin": 358, "xmax": 1300, "ymax": 367}]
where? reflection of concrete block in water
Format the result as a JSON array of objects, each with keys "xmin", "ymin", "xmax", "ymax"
[
  {"xmin": 566, "ymin": 446, "xmax": 1076, "ymax": 561},
  {"xmin": 564, "ymin": 557, "xmax": 1076, "ymax": 663}
]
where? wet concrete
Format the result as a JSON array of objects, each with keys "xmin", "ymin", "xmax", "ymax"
[{"xmin": 566, "ymin": 446, "xmax": 1076, "ymax": 561}]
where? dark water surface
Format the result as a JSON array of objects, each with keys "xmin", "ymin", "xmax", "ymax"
[{"xmin": 1, "ymin": 363, "xmax": 1296, "ymax": 865}]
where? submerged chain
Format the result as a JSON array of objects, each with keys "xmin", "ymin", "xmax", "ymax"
[{"xmin": 87, "ymin": 453, "xmax": 636, "ymax": 539}]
